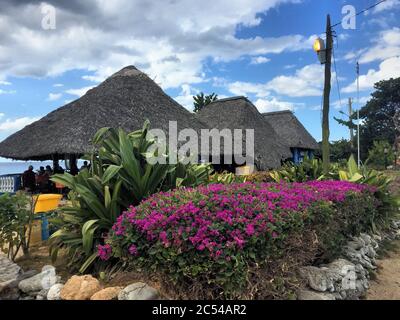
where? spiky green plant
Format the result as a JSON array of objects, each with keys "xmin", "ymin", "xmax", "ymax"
[{"xmin": 49, "ymin": 121, "xmax": 212, "ymax": 272}]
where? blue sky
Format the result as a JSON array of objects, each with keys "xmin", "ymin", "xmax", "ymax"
[{"xmin": 0, "ymin": 0, "xmax": 399, "ymax": 161}]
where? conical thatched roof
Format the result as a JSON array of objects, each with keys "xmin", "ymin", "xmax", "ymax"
[
  {"xmin": 0, "ymin": 66, "xmax": 206, "ymax": 160},
  {"xmin": 263, "ymin": 110, "xmax": 319, "ymax": 150},
  {"xmin": 196, "ymin": 96, "xmax": 292, "ymax": 170}
]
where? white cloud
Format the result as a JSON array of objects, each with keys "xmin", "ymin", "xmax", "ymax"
[
  {"xmin": 254, "ymin": 97, "xmax": 301, "ymax": 113},
  {"xmin": 0, "ymin": 89, "xmax": 16, "ymax": 95},
  {"xmin": 358, "ymin": 27, "xmax": 400, "ymax": 64},
  {"xmin": 266, "ymin": 64, "xmax": 324, "ymax": 97},
  {"xmin": 65, "ymin": 86, "xmax": 95, "ymax": 97},
  {"xmin": 0, "ymin": 81, "xmax": 11, "ymax": 85},
  {"xmin": 53, "ymin": 83, "xmax": 64, "ymax": 87},
  {"xmin": 227, "ymin": 63, "xmax": 328, "ymax": 99},
  {"xmin": 342, "ymin": 56, "xmax": 400, "ymax": 93},
  {"xmin": 174, "ymin": 84, "xmax": 199, "ymax": 110},
  {"xmin": 0, "ymin": 0, "xmax": 312, "ymax": 89},
  {"xmin": 0, "ymin": 113, "xmax": 4, "ymax": 119},
  {"xmin": 0, "ymin": 116, "xmax": 40, "ymax": 132},
  {"xmin": 250, "ymin": 56, "xmax": 270, "ymax": 64},
  {"xmin": 47, "ymin": 93, "xmax": 62, "ymax": 101},
  {"xmin": 228, "ymin": 81, "xmax": 269, "ymax": 98},
  {"xmin": 372, "ymin": 0, "xmax": 400, "ymax": 13}
]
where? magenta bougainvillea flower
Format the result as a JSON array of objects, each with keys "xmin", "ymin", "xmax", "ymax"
[{"xmin": 99, "ymin": 181, "xmax": 375, "ymax": 261}]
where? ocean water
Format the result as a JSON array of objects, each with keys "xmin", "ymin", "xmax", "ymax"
[
  {"xmin": 0, "ymin": 161, "xmax": 55, "ymax": 175},
  {"xmin": 0, "ymin": 160, "xmax": 86, "ymax": 175}
]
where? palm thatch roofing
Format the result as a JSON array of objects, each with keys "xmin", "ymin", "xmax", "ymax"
[
  {"xmin": 0, "ymin": 66, "xmax": 206, "ymax": 161},
  {"xmin": 263, "ymin": 110, "xmax": 319, "ymax": 150},
  {"xmin": 196, "ymin": 96, "xmax": 292, "ymax": 170}
]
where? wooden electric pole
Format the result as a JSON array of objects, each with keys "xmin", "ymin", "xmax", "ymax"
[
  {"xmin": 348, "ymin": 98, "xmax": 354, "ymax": 146},
  {"xmin": 322, "ymin": 14, "xmax": 332, "ymax": 174}
]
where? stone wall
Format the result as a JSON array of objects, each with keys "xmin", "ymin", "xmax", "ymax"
[{"xmin": 297, "ymin": 220, "xmax": 400, "ymax": 300}]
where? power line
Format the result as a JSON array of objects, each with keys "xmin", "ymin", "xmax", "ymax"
[
  {"xmin": 331, "ymin": 0, "xmax": 388, "ymax": 28},
  {"xmin": 332, "ymin": 39, "xmax": 342, "ymax": 110}
]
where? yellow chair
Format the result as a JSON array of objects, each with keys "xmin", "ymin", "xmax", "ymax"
[
  {"xmin": 33, "ymin": 194, "xmax": 62, "ymax": 214},
  {"xmin": 30, "ymin": 194, "xmax": 62, "ymax": 244}
]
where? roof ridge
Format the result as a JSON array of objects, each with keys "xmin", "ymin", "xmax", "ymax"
[
  {"xmin": 208, "ymin": 96, "xmax": 249, "ymax": 105},
  {"xmin": 262, "ymin": 110, "xmax": 293, "ymax": 116}
]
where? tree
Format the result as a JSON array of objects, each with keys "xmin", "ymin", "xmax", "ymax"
[
  {"xmin": 335, "ymin": 77, "xmax": 400, "ymax": 160},
  {"xmin": 193, "ymin": 92, "xmax": 218, "ymax": 113},
  {"xmin": 330, "ymin": 139, "xmax": 354, "ymax": 163},
  {"xmin": 366, "ymin": 140, "xmax": 395, "ymax": 169}
]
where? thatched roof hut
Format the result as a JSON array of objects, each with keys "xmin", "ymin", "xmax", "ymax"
[
  {"xmin": 262, "ymin": 110, "xmax": 319, "ymax": 150},
  {"xmin": 196, "ymin": 96, "xmax": 292, "ymax": 170},
  {"xmin": 0, "ymin": 66, "xmax": 206, "ymax": 161}
]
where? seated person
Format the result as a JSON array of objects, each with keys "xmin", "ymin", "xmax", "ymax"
[
  {"xmin": 80, "ymin": 161, "xmax": 90, "ymax": 171},
  {"xmin": 22, "ymin": 165, "xmax": 36, "ymax": 192}
]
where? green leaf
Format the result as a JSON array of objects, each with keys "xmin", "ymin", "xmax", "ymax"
[
  {"xmin": 92, "ymin": 127, "xmax": 111, "ymax": 144},
  {"xmin": 79, "ymin": 252, "xmax": 98, "ymax": 273},
  {"xmin": 102, "ymin": 165, "xmax": 122, "ymax": 184},
  {"xmin": 82, "ymin": 220, "xmax": 99, "ymax": 255}
]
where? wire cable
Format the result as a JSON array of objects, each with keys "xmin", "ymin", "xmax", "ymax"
[
  {"xmin": 332, "ymin": 44, "xmax": 342, "ymax": 111},
  {"xmin": 331, "ymin": 0, "xmax": 389, "ymax": 28}
]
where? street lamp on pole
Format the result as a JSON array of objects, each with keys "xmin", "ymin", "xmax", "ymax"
[{"xmin": 313, "ymin": 15, "xmax": 333, "ymax": 174}]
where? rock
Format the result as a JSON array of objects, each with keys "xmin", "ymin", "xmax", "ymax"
[
  {"xmin": 37, "ymin": 288, "xmax": 49, "ymax": 299},
  {"xmin": 118, "ymin": 282, "xmax": 159, "ymax": 300},
  {"xmin": 296, "ymin": 290, "xmax": 335, "ymax": 300},
  {"xmin": 0, "ymin": 279, "xmax": 20, "ymax": 300},
  {"xmin": 90, "ymin": 287, "xmax": 123, "ymax": 300},
  {"xmin": 359, "ymin": 233, "xmax": 372, "ymax": 246},
  {"xmin": 348, "ymin": 237, "xmax": 365, "ymax": 250},
  {"xmin": 36, "ymin": 295, "xmax": 44, "ymax": 300},
  {"xmin": 18, "ymin": 266, "xmax": 59, "ymax": 293},
  {"xmin": 0, "ymin": 255, "xmax": 21, "ymax": 284},
  {"xmin": 364, "ymin": 245, "xmax": 377, "ymax": 259},
  {"xmin": 298, "ymin": 266, "xmax": 336, "ymax": 292},
  {"xmin": 47, "ymin": 284, "xmax": 64, "ymax": 300},
  {"xmin": 60, "ymin": 275, "xmax": 102, "ymax": 300}
]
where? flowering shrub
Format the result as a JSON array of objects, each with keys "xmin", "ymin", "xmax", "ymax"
[{"xmin": 102, "ymin": 181, "xmax": 379, "ymax": 298}]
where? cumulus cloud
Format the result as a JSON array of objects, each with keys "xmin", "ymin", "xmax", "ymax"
[
  {"xmin": 0, "ymin": 81, "xmax": 11, "ymax": 85},
  {"xmin": 250, "ymin": 56, "xmax": 270, "ymax": 64},
  {"xmin": 65, "ymin": 86, "xmax": 95, "ymax": 97},
  {"xmin": 372, "ymin": 0, "xmax": 400, "ymax": 13},
  {"xmin": 227, "ymin": 63, "xmax": 326, "ymax": 98},
  {"xmin": 0, "ymin": 116, "xmax": 40, "ymax": 132},
  {"xmin": 358, "ymin": 27, "xmax": 400, "ymax": 64},
  {"xmin": 53, "ymin": 83, "xmax": 64, "ymax": 87},
  {"xmin": 0, "ymin": 89, "xmax": 16, "ymax": 95},
  {"xmin": 0, "ymin": 0, "xmax": 312, "ymax": 89},
  {"xmin": 228, "ymin": 81, "xmax": 269, "ymax": 98},
  {"xmin": 174, "ymin": 84, "xmax": 199, "ymax": 111},
  {"xmin": 254, "ymin": 97, "xmax": 302, "ymax": 112},
  {"xmin": 47, "ymin": 92, "xmax": 62, "ymax": 101},
  {"xmin": 342, "ymin": 56, "xmax": 400, "ymax": 93}
]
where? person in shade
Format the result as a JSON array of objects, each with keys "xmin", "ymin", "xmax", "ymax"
[
  {"xmin": 22, "ymin": 165, "xmax": 36, "ymax": 192},
  {"xmin": 36, "ymin": 166, "xmax": 50, "ymax": 192},
  {"xmin": 80, "ymin": 161, "xmax": 90, "ymax": 171}
]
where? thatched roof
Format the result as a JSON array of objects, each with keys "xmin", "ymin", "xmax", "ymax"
[
  {"xmin": 0, "ymin": 66, "xmax": 206, "ymax": 161},
  {"xmin": 263, "ymin": 110, "xmax": 319, "ymax": 150},
  {"xmin": 196, "ymin": 96, "xmax": 292, "ymax": 170}
]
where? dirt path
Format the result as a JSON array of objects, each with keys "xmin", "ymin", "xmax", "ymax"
[
  {"xmin": 366, "ymin": 241, "xmax": 400, "ymax": 299},
  {"xmin": 365, "ymin": 171, "xmax": 400, "ymax": 300}
]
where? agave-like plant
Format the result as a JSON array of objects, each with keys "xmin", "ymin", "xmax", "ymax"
[
  {"xmin": 269, "ymin": 156, "xmax": 338, "ymax": 183},
  {"xmin": 50, "ymin": 121, "xmax": 212, "ymax": 272}
]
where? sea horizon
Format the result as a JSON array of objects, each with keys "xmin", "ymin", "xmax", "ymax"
[{"xmin": 0, "ymin": 160, "xmax": 85, "ymax": 176}]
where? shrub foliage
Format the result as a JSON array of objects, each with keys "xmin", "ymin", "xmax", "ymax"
[{"xmin": 103, "ymin": 181, "xmax": 380, "ymax": 298}]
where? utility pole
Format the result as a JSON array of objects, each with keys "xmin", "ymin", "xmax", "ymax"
[
  {"xmin": 348, "ymin": 98, "xmax": 354, "ymax": 146},
  {"xmin": 356, "ymin": 61, "xmax": 361, "ymax": 168},
  {"xmin": 322, "ymin": 14, "xmax": 332, "ymax": 174}
]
